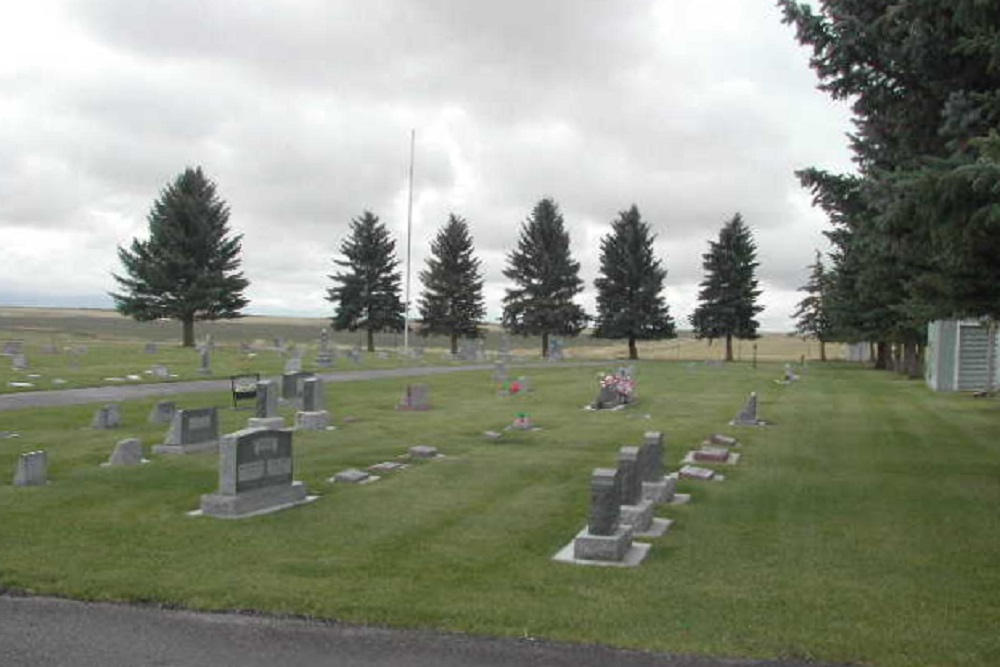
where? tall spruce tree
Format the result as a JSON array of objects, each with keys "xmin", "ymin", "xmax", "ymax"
[
  {"xmin": 593, "ymin": 204, "xmax": 676, "ymax": 360},
  {"xmin": 793, "ymin": 250, "xmax": 833, "ymax": 361},
  {"xmin": 110, "ymin": 166, "xmax": 249, "ymax": 348},
  {"xmin": 689, "ymin": 213, "xmax": 763, "ymax": 362},
  {"xmin": 327, "ymin": 211, "xmax": 404, "ymax": 352},
  {"xmin": 779, "ymin": 1, "xmax": 1000, "ymax": 376},
  {"xmin": 502, "ymin": 198, "xmax": 587, "ymax": 358},
  {"xmin": 417, "ymin": 214, "xmax": 486, "ymax": 354}
]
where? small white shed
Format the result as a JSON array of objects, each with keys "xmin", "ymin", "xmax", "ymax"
[{"xmin": 925, "ymin": 320, "xmax": 1000, "ymax": 392}]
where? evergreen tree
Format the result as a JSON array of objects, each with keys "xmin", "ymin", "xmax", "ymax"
[
  {"xmin": 793, "ymin": 250, "xmax": 833, "ymax": 361},
  {"xmin": 689, "ymin": 213, "xmax": 763, "ymax": 362},
  {"xmin": 110, "ymin": 166, "xmax": 249, "ymax": 348},
  {"xmin": 327, "ymin": 211, "xmax": 404, "ymax": 352},
  {"xmin": 417, "ymin": 214, "xmax": 486, "ymax": 354},
  {"xmin": 593, "ymin": 205, "xmax": 676, "ymax": 360},
  {"xmin": 779, "ymin": 1, "xmax": 1000, "ymax": 324},
  {"xmin": 502, "ymin": 198, "xmax": 588, "ymax": 358}
]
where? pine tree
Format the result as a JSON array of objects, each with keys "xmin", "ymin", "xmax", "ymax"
[
  {"xmin": 593, "ymin": 205, "xmax": 676, "ymax": 360},
  {"xmin": 689, "ymin": 213, "xmax": 763, "ymax": 362},
  {"xmin": 502, "ymin": 198, "xmax": 588, "ymax": 358},
  {"xmin": 110, "ymin": 166, "xmax": 249, "ymax": 348},
  {"xmin": 793, "ymin": 250, "xmax": 833, "ymax": 361},
  {"xmin": 417, "ymin": 214, "xmax": 486, "ymax": 355},
  {"xmin": 327, "ymin": 211, "xmax": 404, "ymax": 352}
]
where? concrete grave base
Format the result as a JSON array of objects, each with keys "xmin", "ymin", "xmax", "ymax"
[
  {"xmin": 669, "ymin": 493, "xmax": 692, "ymax": 505},
  {"xmin": 632, "ymin": 517, "xmax": 673, "ymax": 539},
  {"xmin": 294, "ymin": 411, "xmax": 331, "ymax": 431},
  {"xmin": 619, "ymin": 499, "xmax": 656, "ymax": 533},
  {"xmin": 641, "ymin": 476, "xmax": 678, "ymax": 504},
  {"xmin": 197, "ymin": 482, "xmax": 313, "ymax": 519},
  {"xmin": 572, "ymin": 525, "xmax": 635, "ymax": 561},
  {"xmin": 153, "ymin": 441, "xmax": 218, "ymax": 455},
  {"xmin": 247, "ymin": 417, "xmax": 286, "ymax": 430},
  {"xmin": 729, "ymin": 419, "xmax": 768, "ymax": 427},
  {"xmin": 553, "ymin": 527, "xmax": 649, "ymax": 568}
]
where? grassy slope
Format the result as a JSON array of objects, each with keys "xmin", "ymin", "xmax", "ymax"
[{"xmin": 1, "ymin": 362, "xmax": 997, "ymax": 666}]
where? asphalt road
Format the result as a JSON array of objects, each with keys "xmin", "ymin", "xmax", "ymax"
[
  {"xmin": 0, "ymin": 364, "xmax": 512, "ymax": 411},
  {"xmin": 0, "ymin": 595, "xmax": 842, "ymax": 667}
]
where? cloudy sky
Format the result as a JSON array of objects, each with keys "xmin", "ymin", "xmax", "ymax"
[{"xmin": 0, "ymin": 0, "xmax": 854, "ymax": 331}]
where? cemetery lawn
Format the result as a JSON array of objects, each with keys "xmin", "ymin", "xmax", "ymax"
[{"xmin": 1, "ymin": 362, "xmax": 998, "ymax": 667}]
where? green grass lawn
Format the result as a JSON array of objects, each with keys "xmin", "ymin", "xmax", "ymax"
[{"xmin": 1, "ymin": 361, "xmax": 998, "ymax": 666}]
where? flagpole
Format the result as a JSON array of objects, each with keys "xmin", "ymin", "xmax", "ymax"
[{"xmin": 404, "ymin": 128, "xmax": 415, "ymax": 358}]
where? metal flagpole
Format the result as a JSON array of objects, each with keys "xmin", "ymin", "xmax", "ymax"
[{"xmin": 404, "ymin": 128, "xmax": 415, "ymax": 357}]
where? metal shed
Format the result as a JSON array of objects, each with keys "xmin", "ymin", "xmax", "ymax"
[{"xmin": 925, "ymin": 320, "xmax": 1000, "ymax": 392}]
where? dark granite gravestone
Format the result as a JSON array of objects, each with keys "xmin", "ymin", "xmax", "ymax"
[
  {"xmin": 639, "ymin": 431, "xmax": 677, "ymax": 504},
  {"xmin": 587, "ymin": 468, "xmax": 622, "ymax": 537},
  {"xmin": 199, "ymin": 428, "xmax": 310, "ymax": 519},
  {"xmin": 281, "ymin": 371, "xmax": 314, "ymax": 402},
  {"xmin": 13, "ymin": 450, "xmax": 47, "ymax": 486},
  {"xmin": 617, "ymin": 446, "xmax": 655, "ymax": 534},
  {"xmin": 154, "ymin": 407, "xmax": 219, "ymax": 454}
]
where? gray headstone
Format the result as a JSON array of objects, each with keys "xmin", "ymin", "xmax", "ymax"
[
  {"xmin": 256, "ymin": 379, "xmax": 279, "ymax": 418},
  {"xmin": 198, "ymin": 347, "xmax": 212, "ymax": 375},
  {"xmin": 144, "ymin": 342, "xmax": 158, "ymax": 354},
  {"xmin": 199, "ymin": 428, "xmax": 308, "ymax": 518},
  {"xmin": 408, "ymin": 445, "xmax": 439, "ymax": 459},
  {"xmin": 108, "ymin": 438, "xmax": 143, "ymax": 466},
  {"xmin": 732, "ymin": 392, "xmax": 759, "ymax": 426},
  {"xmin": 13, "ymin": 450, "xmax": 47, "ymax": 486},
  {"xmin": 150, "ymin": 365, "xmax": 170, "ymax": 379},
  {"xmin": 284, "ymin": 357, "xmax": 303, "ymax": 373},
  {"xmin": 302, "ymin": 377, "xmax": 326, "ymax": 413},
  {"xmin": 333, "ymin": 468, "xmax": 370, "ymax": 484},
  {"xmin": 148, "ymin": 401, "xmax": 177, "ymax": 425},
  {"xmin": 642, "ymin": 432, "xmax": 665, "ymax": 481},
  {"xmin": 398, "ymin": 384, "xmax": 431, "ymax": 410},
  {"xmin": 162, "ymin": 407, "xmax": 219, "ymax": 447},
  {"xmin": 91, "ymin": 404, "xmax": 122, "ymax": 429},
  {"xmin": 11, "ymin": 353, "xmax": 28, "ymax": 370},
  {"xmin": 281, "ymin": 371, "xmax": 314, "ymax": 401},
  {"xmin": 617, "ymin": 446, "xmax": 642, "ymax": 506},
  {"xmin": 587, "ymin": 467, "xmax": 622, "ymax": 536},
  {"xmin": 2, "ymin": 340, "xmax": 23, "ymax": 355}
]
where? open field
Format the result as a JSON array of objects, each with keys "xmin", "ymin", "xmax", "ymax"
[{"xmin": 1, "ymin": 360, "xmax": 998, "ymax": 666}]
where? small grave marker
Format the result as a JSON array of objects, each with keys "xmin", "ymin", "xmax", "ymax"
[
  {"xmin": 397, "ymin": 384, "xmax": 431, "ymax": 411},
  {"xmin": 13, "ymin": 451, "xmax": 48, "ymax": 486},
  {"xmin": 105, "ymin": 438, "xmax": 144, "ymax": 467},
  {"xmin": 154, "ymin": 407, "xmax": 220, "ymax": 454},
  {"xmin": 91, "ymin": 404, "xmax": 122, "ymax": 429},
  {"xmin": 148, "ymin": 401, "xmax": 177, "ymax": 425}
]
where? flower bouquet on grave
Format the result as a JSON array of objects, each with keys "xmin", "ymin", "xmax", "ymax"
[{"xmin": 511, "ymin": 412, "xmax": 533, "ymax": 429}]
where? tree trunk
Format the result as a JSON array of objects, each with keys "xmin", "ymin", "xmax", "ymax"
[
  {"xmin": 182, "ymin": 317, "xmax": 195, "ymax": 348},
  {"xmin": 874, "ymin": 341, "xmax": 890, "ymax": 370},
  {"xmin": 450, "ymin": 333, "xmax": 458, "ymax": 356},
  {"xmin": 725, "ymin": 334, "xmax": 733, "ymax": 362},
  {"xmin": 820, "ymin": 340, "xmax": 827, "ymax": 362},
  {"xmin": 903, "ymin": 343, "xmax": 923, "ymax": 380},
  {"xmin": 541, "ymin": 331, "xmax": 549, "ymax": 359},
  {"xmin": 628, "ymin": 335, "xmax": 638, "ymax": 360},
  {"xmin": 893, "ymin": 343, "xmax": 903, "ymax": 374},
  {"xmin": 366, "ymin": 328, "xmax": 375, "ymax": 353}
]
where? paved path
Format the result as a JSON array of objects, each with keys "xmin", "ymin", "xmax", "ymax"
[
  {"xmin": 0, "ymin": 595, "xmax": 840, "ymax": 667},
  {"xmin": 1, "ymin": 363, "xmax": 600, "ymax": 411}
]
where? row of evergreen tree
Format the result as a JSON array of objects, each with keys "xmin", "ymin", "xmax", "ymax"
[
  {"xmin": 782, "ymin": 2, "xmax": 1000, "ymax": 374},
  {"xmin": 110, "ymin": 168, "xmax": 764, "ymax": 360}
]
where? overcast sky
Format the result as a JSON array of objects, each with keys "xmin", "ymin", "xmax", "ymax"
[{"xmin": 0, "ymin": 0, "xmax": 854, "ymax": 331}]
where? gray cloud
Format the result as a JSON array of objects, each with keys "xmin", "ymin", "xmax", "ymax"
[{"xmin": 0, "ymin": 0, "xmax": 854, "ymax": 329}]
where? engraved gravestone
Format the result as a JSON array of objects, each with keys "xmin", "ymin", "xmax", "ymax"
[
  {"xmin": 588, "ymin": 468, "xmax": 622, "ymax": 536},
  {"xmin": 198, "ymin": 347, "xmax": 212, "ymax": 375},
  {"xmin": 284, "ymin": 357, "xmax": 303, "ymax": 373},
  {"xmin": 617, "ymin": 446, "xmax": 655, "ymax": 532},
  {"xmin": 199, "ymin": 428, "xmax": 309, "ymax": 518},
  {"xmin": 154, "ymin": 407, "xmax": 219, "ymax": 454},
  {"xmin": 11, "ymin": 353, "xmax": 28, "ymax": 370},
  {"xmin": 13, "ymin": 451, "xmax": 48, "ymax": 486},
  {"xmin": 249, "ymin": 379, "xmax": 284, "ymax": 429},
  {"xmin": 316, "ymin": 329, "xmax": 334, "ymax": 367},
  {"xmin": 281, "ymin": 371, "xmax": 314, "ymax": 401}
]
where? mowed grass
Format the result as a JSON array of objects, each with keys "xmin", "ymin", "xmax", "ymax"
[{"xmin": 1, "ymin": 361, "xmax": 998, "ymax": 666}]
